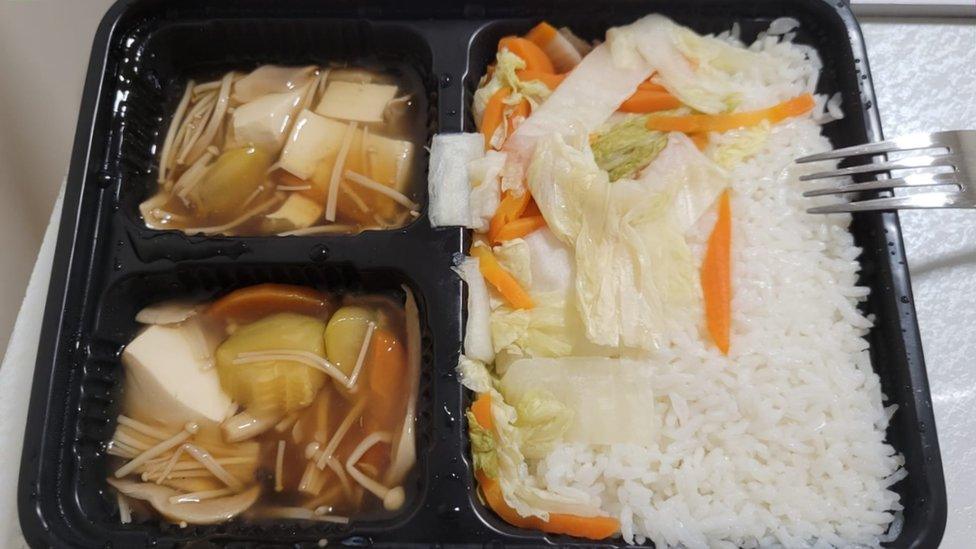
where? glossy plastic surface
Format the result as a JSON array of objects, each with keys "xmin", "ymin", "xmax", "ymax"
[{"xmin": 18, "ymin": 0, "xmax": 945, "ymax": 547}]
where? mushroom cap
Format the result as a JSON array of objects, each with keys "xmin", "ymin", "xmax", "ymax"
[{"xmin": 108, "ymin": 478, "xmax": 260, "ymax": 525}]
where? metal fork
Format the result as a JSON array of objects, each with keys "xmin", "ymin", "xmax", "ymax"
[{"xmin": 795, "ymin": 130, "xmax": 976, "ymax": 214}]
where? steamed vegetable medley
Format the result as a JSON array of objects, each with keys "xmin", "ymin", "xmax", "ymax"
[
  {"xmin": 142, "ymin": 65, "xmax": 425, "ymax": 236},
  {"xmin": 106, "ymin": 284, "xmax": 420, "ymax": 525},
  {"xmin": 428, "ymin": 16, "xmax": 900, "ymax": 545}
]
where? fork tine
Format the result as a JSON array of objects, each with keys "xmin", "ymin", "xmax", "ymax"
[
  {"xmin": 796, "ymin": 131, "xmax": 951, "ymax": 163},
  {"xmin": 798, "ymin": 153, "xmax": 959, "ymax": 181},
  {"xmin": 807, "ymin": 192, "xmax": 964, "ymax": 214},
  {"xmin": 803, "ymin": 172, "xmax": 960, "ymax": 197}
]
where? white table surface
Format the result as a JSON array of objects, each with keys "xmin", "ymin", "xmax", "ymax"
[{"xmin": 1, "ymin": 17, "xmax": 974, "ymax": 549}]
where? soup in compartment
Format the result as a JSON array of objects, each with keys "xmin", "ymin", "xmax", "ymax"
[
  {"xmin": 143, "ymin": 64, "xmax": 427, "ymax": 236},
  {"xmin": 107, "ymin": 283, "xmax": 420, "ymax": 525}
]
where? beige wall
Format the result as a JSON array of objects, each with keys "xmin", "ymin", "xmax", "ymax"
[{"xmin": 0, "ymin": 0, "xmax": 115, "ymax": 356}]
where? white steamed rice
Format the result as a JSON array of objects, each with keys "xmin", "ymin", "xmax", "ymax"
[{"xmin": 528, "ymin": 26, "xmax": 904, "ymax": 548}]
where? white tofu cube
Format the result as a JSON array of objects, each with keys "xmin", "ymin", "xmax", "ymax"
[
  {"xmin": 231, "ymin": 89, "xmax": 303, "ymax": 154},
  {"xmin": 278, "ymin": 109, "xmax": 349, "ymax": 180},
  {"xmin": 121, "ymin": 323, "xmax": 233, "ymax": 428},
  {"xmin": 315, "ymin": 81, "xmax": 398, "ymax": 123},
  {"xmin": 266, "ymin": 193, "xmax": 323, "ymax": 230}
]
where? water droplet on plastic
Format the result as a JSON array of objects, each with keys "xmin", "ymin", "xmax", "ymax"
[
  {"xmin": 309, "ymin": 244, "xmax": 330, "ymax": 262},
  {"xmin": 442, "ymin": 404, "xmax": 454, "ymax": 427},
  {"xmin": 113, "ymin": 259, "xmax": 123, "ymax": 271},
  {"xmin": 96, "ymin": 171, "xmax": 114, "ymax": 188},
  {"xmin": 440, "ymin": 74, "xmax": 452, "ymax": 88},
  {"xmin": 899, "ymin": 296, "xmax": 909, "ymax": 304}
]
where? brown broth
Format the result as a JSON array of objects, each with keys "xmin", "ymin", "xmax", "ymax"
[
  {"xmin": 244, "ymin": 295, "xmax": 412, "ymax": 517},
  {"xmin": 144, "ymin": 64, "xmax": 427, "ymax": 236},
  {"xmin": 108, "ymin": 289, "xmax": 417, "ymax": 525}
]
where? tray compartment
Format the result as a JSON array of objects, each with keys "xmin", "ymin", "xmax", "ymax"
[
  {"xmin": 108, "ymin": 14, "xmax": 437, "ymax": 245},
  {"xmin": 71, "ymin": 263, "xmax": 437, "ymax": 545},
  {"xmin": 459, "ymin": 2, "xmax": 945, "ymax": 547}
]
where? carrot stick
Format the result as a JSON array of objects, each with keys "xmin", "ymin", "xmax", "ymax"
[
  {"xmin": 368, "ymin": 329, "xmax": 407, "ymax": 400},
  {"xmin": 498, "ymin": 36, "xmax": 555, "ymax": 73},
  {"xmin": 521, "ymin": 199, "xmax": 542, "ymax": 218},
  {"xmin": 619, "ymin": 89, "xmax": 682, "ymax": 113},
  {"xmin": 368, "ymin": 328, "xmax": 408, "ymax": 427},
  {"xmin": 701, "ymin": 189, "xmax": 732, "ymax": 355},
  {"xmin": 470, "ymin": 394, "xmax": 493, "ymax": 431},
  {"xmin": 646, "ymin": 93, "xmax": 815, "ymax": 133},
  {"xmin": 638, "ymin": 80, "xmax": 668, "ymax": 93},
  {"xmin": 495, "ymin": 216, "xmax": 547, "ymax": 242},
  {"xmin": 515, "ymin": 69, "xmax": 566, "ymax": 90},
  {"xmin": 542, "ymin": 512, "xmax": 621, "ymax": 540},
  {"xmin": 207, "ymin": 283, "xmax": 332, "ymax": 324},
  {"xmin": 482, "ymin": 87, "xmax": 512, "ymax": 150},
  {"xmin": 525, "ymin": 21, "xmax": 559, "ymax": 48},
  {"xmin": 470, "ymin": 245, "xmax": 533, "ymax": 309},
  {"xmin": 475, "ymin": 471, "xmax": 619, "ymax": 540},
  {"xmin": 690, "ymin": 133, "xmax": 709, "ymax": 150},
  {"xmin": 488, "ymin": 190, "xmax": 532, "ymax": 243}
]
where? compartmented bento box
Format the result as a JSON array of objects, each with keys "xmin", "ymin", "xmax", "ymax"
[{"xmin": 18, "ymin": 0, "xmax": 946, "ymax": 547}]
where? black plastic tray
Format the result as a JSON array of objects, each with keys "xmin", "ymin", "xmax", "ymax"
[{"xmin": 18, "ymin": 0, "xmax": 946, "ymax": 547}]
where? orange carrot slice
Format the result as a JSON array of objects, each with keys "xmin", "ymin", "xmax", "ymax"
[
  {"xmin": 488, "ymin": 190, "xmax": 532, "ymax": 243},
  {"xmin": 619, "ymin": 89, "xmax": 682, "ymax": 113},
  {"xmin": 701, "ymin": 189, "xmax": 732, "ymax": 355},
  {"xmin": 638, "ymin": 80, "xmax": 668, "ymax": 93},
  {"xmin": 646, "ymin": 94, "xmax": 815, "ymax": 133},
  {"xmin": 470, "ymin": 394, "xmax": 493, "ymax": 431},
  {"xmin": 515, "ymin": 69, "xmax": 566, "ymax": 90},
  {"xmin": 475, "ymin": 471, "xmax": 619, "ymax": 540},
  {"xmin": 207, "ymin": 283, "xmax": 332, "ymax": 324},
  {"xmin": 498, "ymin": 36, "xmax": 555, "ymax": 73},
  {"xmin": 690, "ymin": 133, "xmax": 709, "ymax": 150},
  {"xmin": 495, "ymin": 216, "xmax": 547, "ymax": 242},
  {"xmin": 521, "ymin": 199, "xmax": 542, "ymax": 218},
  {"xmin": 482, "ymin": 87, "xmax": 512, "ymax": 150},
  {"xmin": 367, "ymin": 328, "xmax": 408, "ymax": 427},
  {"xmin": 368, "ymin": 328, "xmax": 407, "ymax": 400},
  {"xmin": 470, "ymin": 245, "xmax": 533, "ymax": 309},
  {"xmin": 525, "ymin": 21, "xmax": 559, "ymax": 47}
]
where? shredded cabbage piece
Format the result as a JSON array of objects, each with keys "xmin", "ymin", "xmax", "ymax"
[
  {"xmin": 493, "ymin": 238, "xmax": 532, "ymax": 288},
  {"xmin": 473, "ymin": 50, "xmax": 552, "ymax": 128},
  {"xmin": 608, "ymin": 14, "xmax": 814, "ymax": 115},
  {"xmin": 591, "ymin": 114, "xmax": 668, "ymax": 181},
  {"xmin": 512, "ymin": 389, "xmax": 573, "ymax": 460},
  {"xmin": 528, "ymin": 133, "xmax": 700, "ymax": 350},
  {"xmin": 708, "ymin": 121, "xmax": 770, "ymax": 168},
  {"xmin": 490, "ymin": 293, "xmax": 579, "ymax": 358},
  {"xmin": 461, "ymin": 358, "xmax": 601, "ymax": 520},
  {"xmin": 468, "ymin": 150, "xmax": 507, "ymax": 232},
  {"xmin": 636, "ymin": 132, "xmax": 731, "ymax": 233}
]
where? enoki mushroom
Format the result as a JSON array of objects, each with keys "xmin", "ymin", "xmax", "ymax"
[{"xmin": 345, "ymin": 431, "xmax": 404, "ymax": 511}]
